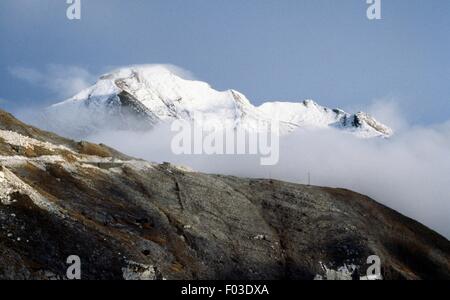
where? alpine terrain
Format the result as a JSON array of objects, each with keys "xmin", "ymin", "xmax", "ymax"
[
  {"xmin": 0, "ymin": 109, "xmax": 449, "ymax": 280},
  {"xmin": 41, "ymin": 65, "xmax": 393, "ymax": 139}
]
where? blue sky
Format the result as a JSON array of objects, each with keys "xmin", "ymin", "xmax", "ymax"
[{"xmin": 0, "ymin": 0, "xmax": 449, "ymax": 125}]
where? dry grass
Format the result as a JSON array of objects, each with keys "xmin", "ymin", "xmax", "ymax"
[{"xmin": 77, "ymin": 142, "xmax": 112, "ymax": 157}]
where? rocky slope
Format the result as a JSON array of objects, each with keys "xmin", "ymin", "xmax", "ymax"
[
  {"xmin": 41, "ymin": 65, "xmax": 392, "ymax": 139},
  {"xmin": 0, "ymin": 109, "xmax": 448, "ymax": 280}
]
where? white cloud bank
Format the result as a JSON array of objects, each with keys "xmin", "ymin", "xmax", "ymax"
[{"xmin": 9, "ymin": 64, "xmax": 96, "ymax": 98}]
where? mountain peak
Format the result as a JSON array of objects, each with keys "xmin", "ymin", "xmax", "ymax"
[
  {"xmin": 302, "ymin": 99, "xmax": 318, "ymax": 107},
  {"xmin": 44, "ymin": 65, "xmax": 393, "ymax": 139},
  {"xmin": 100, "ymin": 64, "xmax": 185, "ymax": 81}
]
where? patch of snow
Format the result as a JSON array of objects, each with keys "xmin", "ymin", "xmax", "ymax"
[
  {"xmin": 259, "ymin": 101, "xmax": 392, "ymax": 138},
  {"xmin": 172, "ymin": 164, "xmax": 196, "ymax": 173},
  {"xmin": 0, "ymin": 170, "xmax": 14, "ymax": 204},
  {"xmin": 0, "ymin": 167, "xmax": 66, "ymax": 217},
  {"xmin": 360, "ymin": 274, "xmax": 383, "ymax": 280},
  {"xmin": 0, "ymin": 155, "xmax": 66, "ymax": 169},
  {"xmin": 124, "ymin": 160, "xmax": 157, "ymax": 171},
  {"xmin": 0, "ymin": 130, "xmax": 71, "ymax": 152},
  {"xmin": 122, "ymin": 261, "xmax": 157, "ymax": 280},
  {"xmin": 253, "ymin": 234, "xmax": 267, "ymax": 241},
  {"xmin": 314, "ymin": 262, "xmax": 358, "ymax": 280}
]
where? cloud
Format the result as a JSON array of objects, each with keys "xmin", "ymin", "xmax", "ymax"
[
  {"xmin": 9, "ymin": 64, "xmax": 96, "ymax": 99},
  {"xmin": 161, "ymin": 64, "xmax": 197, "ymax": 80},
  {"xmin": 103, "ymin": 64, "xmax": 197, "ymax": 81},
  {"xmin": 8, "ymin": 67, "xmax": 43, "ymax": 83},
  {"xmin": 367, "ymin": 97, "xmax": 409, "ymax": 132}
]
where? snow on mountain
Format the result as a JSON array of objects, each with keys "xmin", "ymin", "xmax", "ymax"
[
  {"xmin": 258, "ymin": 100, "xmax": 393, "ymax": 138},
  {"xmin": 43, "ymin": 65, "xmax": 392, "ymax": 138}
]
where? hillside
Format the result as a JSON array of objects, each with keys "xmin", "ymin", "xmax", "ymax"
[{"xmin": 0, "ymin": 109, "xmax": 448, "ymax": 280}]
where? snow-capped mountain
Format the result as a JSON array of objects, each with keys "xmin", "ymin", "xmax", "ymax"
[
  {"xmin": 258, "ymin": 100, "xmax": 393, "ymax": 138},
  {"xmin": 43, "ymin": 65, "xmax": 392, "ymax": 138}
]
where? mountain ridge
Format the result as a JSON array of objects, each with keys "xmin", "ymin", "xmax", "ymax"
[{"xmin": 43, "ymin": 65, "xmax": 393, "ymax": 139}]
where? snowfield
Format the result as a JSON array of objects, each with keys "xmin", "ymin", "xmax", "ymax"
[
  {"xmin": 0, "ymin": 130, "xmax": 71, "ymax": 152},
  {"xmin": 43, "ymin": 65, "xmax": 392, "ymax": 139}
]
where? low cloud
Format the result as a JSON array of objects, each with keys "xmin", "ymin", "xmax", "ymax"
[
  {"xmin": 367, "ymin": 98, "xmax": 409, "ymax": 132},
  {"xmin": 9, "ymin": 64, "xmax": 96, "ymax": 99}
]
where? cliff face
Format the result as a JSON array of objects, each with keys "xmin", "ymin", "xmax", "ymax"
[{"xmin": 0, "ymin": 110, "xmax": 448, "ymax": 280}]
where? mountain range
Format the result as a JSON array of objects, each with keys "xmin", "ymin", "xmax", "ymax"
[
  {"xmin": 3, "ymin": 65, "xmax": 448, "ymax": 280},
  {"xmin": 40, "ymin": 65, "xmax": 393, "ymax": 139}
]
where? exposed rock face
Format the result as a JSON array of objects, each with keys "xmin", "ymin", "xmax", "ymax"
[{"xmin": 0, "ymin": 110, "xmax": 448, "ymax": 280}]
